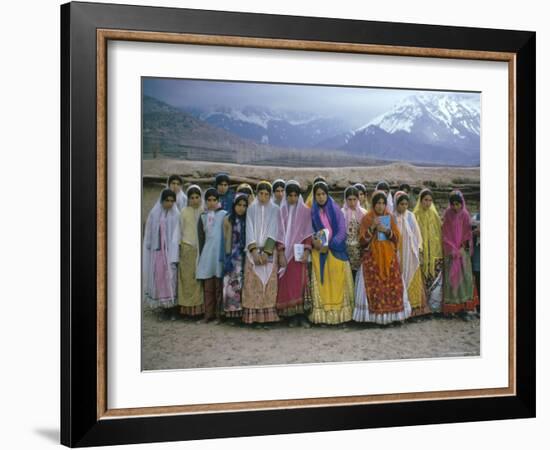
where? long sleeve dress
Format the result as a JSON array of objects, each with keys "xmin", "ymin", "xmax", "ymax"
[
  {"xmin": 143, "ymin": 199, "xmax": 180, "ymax": 310},
  {"xmin": 308, "ymin": 196, "xmax": 354, "ymax": 325},
  {"xmin": 353, "ymin": 209, "xmax": 411, "ymax": 324},
  {"xmin": 441, "ymin": 196, "xmax": 479, "ymax": 314},
  {"xmin": 276, "ymin": 196, "xmax": 314, "ymax": 316},
  {"xmin": 177, "ymin": 205, "xmax": 204, "ymax": 316},
  {"xmin": 394, "ymin": 209, "xmax": 430, "ymax": 317},
  {"xmin": 241, "ymin": 199, "xmax": 282, "ymax": 324}
]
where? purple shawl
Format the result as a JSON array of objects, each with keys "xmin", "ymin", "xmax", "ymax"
[{"xmin": 312, "ymin": 194, "xmax": 349, "ymax": 283}]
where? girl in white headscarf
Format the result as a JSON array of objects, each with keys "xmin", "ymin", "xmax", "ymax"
[
  {"xmin": 143, "ymin": 189, "xmax": 181, "ymax": 320},
  {"xmin": 393, "ymin": 191, "xmax": 430, "ymax": 318},
  {"xmin": 241, "ymin": 181, "xmax": 284, "ymax": 327}
]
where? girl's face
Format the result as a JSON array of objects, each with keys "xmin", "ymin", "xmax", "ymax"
[
  {"xmin": 257, "ymin": 190, "xmax": 270, "ymax": 204},
  {"xmin": 421, "ymin": 194, "xmax": 433, "ymax": 209},
  {"xmin": 315, "ymin": 189, "xmax": 327, "ymax": 206},
  {"xmin": 396, "ymin": 199, "xmax": 409, "ymax": 214},
  {"xmin": 169, "ymin": 179, "xmax": 182, "ymax": 193},
  {"xmin": 374, "ymin": 198, "xmax": 386, "ymax": 215},
  {"xmin": 286, "ymin": 191, "xmax": 299, "ymax": 206},
  {"xmin": 234, "ymin": 200, "xmax": 247, "ymax": 216},
  {"xmin": 274, "ymin": 187, "xmax": 285, "ymax": 203},
  {"xmin": 217, "ymin": 181, "xmax": 229, "ymax": 195},
  {"xmin": 451, "ymin": 201, "xmax": 463, "ymax": 212},
  {"xmin": 346, "ymin": 195, "xmax": 358, "ymax": 210},
  {"xmin": 162, "ymin": 197, "xmax": 175, "ymax": 210},
  {"xmin": 206, "ymin": 196, "xmax": 218, "ymax": 210},
  {"xmin": 188, "ymin": 193, "xmax": 201, "ymax": 208},
  {"xmin": 358, "ymin": 191, "xmax": 366, "ymax": 203}
]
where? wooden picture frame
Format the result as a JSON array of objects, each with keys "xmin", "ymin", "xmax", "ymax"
[{"xmin": 61, "ymin": 1, "xmax": 535, "ymax": 447}]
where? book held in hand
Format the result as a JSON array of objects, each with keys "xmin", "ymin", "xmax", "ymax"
[
  {"xmin": 294, "ymin": 243, "xmax": 305, "ymax": 262},
  {"xmin": 377, "ymin": 215, "xmax": 391, "ymax": 241},
  {"xmin": 314, "ymin": 228, "xmax": 330, "ymax": 248}
]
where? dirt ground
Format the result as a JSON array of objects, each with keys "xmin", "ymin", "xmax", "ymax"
[{"xmin": 141, "ymin": 310, "xmax": 480, "ymax": 371}]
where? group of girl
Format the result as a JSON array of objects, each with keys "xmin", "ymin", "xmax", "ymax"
[{"xmin": 143, "ymin": 173, "xmax": 479, "ymax": 328}]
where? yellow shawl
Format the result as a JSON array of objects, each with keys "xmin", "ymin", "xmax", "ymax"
[{"xmin": 413, "ymin": 202, "xmax": 443, "ymax": 278}]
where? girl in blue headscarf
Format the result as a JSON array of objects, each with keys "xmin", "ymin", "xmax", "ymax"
[{"xmin": 309, "ymin": 182, "xmax": 354, "ymax": 326}]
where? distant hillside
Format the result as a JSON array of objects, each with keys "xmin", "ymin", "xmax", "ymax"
[
  {"xmin": 184, "ymin": 104, "xmax": 349, "ymax": 149},
  {"xmin": 142, "ymin": 96, "xmax": 392, "ymax": 167},
  {"xmin": 143, "ymin": 95, "xmax": 268, "ymax": 163}
]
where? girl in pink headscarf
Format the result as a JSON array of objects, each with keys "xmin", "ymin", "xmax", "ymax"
[
  {"xmin": 441, "ymin": 190, "xmax": 479, "ymax": 319},
  {"xmin": 276, "ymin": 181, "xmax": 314, "ymax": 327}
]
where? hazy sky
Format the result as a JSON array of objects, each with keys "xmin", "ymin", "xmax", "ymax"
[{"xmin": 143, "ymin": 77, "xmax": 479, "ymax": 127}]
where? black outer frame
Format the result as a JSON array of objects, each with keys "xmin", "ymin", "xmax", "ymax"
[{"xmin": 60, "ymin": 1, "xmax": 535, "ymax": 447}]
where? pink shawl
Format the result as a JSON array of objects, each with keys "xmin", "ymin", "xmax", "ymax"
[
  {"xmin": 342, "ymin": 202, "xmax": 367, "ymax": 228},
  {"xmin": 279, "ymin": 194, "xmax": 313, "ymax": 276},
  {"xmin": 442, "ymin": 190, "xmax": 473, "ymax": 291}
]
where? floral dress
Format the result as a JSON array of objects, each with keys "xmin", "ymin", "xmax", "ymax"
[
  {"xmin": 222, "ymin": 218, "xmax": 245, "ymax": 317},
  {"xmin": 345, "ymin": 216, "xmax": 362, "ymax": 273}
]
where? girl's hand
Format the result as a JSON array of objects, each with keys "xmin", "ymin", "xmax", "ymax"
[
  {"xmin": 252, "ymin": 250, "xmax": 261, "ymax": 265},
  {"xmin": 312, "ymin": 237, "xmax": 322, "ymax": 251},
  {"xmin": 302, "ymin": 249, "xmax": 311, "ymax": 263},
  {"xmin": 259, "ymin": 253, "xmax": 268, "ymax": 265},
  {"xmin": 278, "ymin": 252, "xmax": 287, "ymax": 268}
]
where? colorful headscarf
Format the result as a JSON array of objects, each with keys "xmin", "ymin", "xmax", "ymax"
[
  {"xmin": 278, "ymin": 181, "xmax": 313, "ymax": 277},
  {"xmin": 442, "ymin": 189, "xmax": 473, "ymax": 292},
  {"xmin": 223, "ymin": 193, "xmax": 248, "ymax": 273},
  {"xmin": 360, "ymin": 190, "xmax": 400, "ymax": 279},
  {"xmin": 413, "ymin": 188, "xmax": 443, "ymax": 278},
  {"xmin": 311, "ymin": 182, "xmax": 348, "ymax": 283}
]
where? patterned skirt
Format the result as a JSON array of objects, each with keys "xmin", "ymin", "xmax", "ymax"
[{"xmin": 241, "ymin": 257, "xmax": 280, "ymax": 324}]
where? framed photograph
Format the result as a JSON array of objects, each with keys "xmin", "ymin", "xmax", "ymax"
[{"xmin": 61, "ymin": 1, "xmax": 535, "ymax": 447}]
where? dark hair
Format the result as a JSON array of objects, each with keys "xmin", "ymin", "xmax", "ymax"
[
  {"xmin": 395, "ymin": 193, "xmax": 410, "ymax": 205},
  {"xmin": 344, "ymin": 186, "xmax": 360, "ymax": 199},
  {"xmin": 272, "ymin": 179, "xmax": 286, "ymax": 191},
  {"xmin": 354, "ymin": 183, "xmax": 367, "ymax": 194},
  {"xmin": 419, "ymin": 189, "xmax": 434, "ymax": 201},
  {"xmin": 160, "ymin": 189, "xmax": 176, "ymax": 202},
  {"xmin": 237, "ymin": 185, "xmax": 252, "ymax": 196},
  {"xmin": 399, "ymin": 183, "xmax": 411, "ymax": 192},
  {"xmin": 313, "ymin": 175, "xmax": 327, "ymax": 185},
  {"xmin": 376, "ymin": 181, "xmax": 390, "ymax": 192},
  {"xmin": 449, "ymin": 191, "xmax": 463, "ymax": 205},
  {"xmin": 229, "ymin": 194, "xmax": 248, "ymax": 224},
  {"xmin": 186, "ymin": 186, "xmax": 201, "ymax": 198},
  {"xmin": 371, "ymin": 191, "xmax": 387, "ymax": 207},
  {"xmin": 215, "ymin": 173, "xmax": 230, "ymax": 186},
  {"xmin": 285, "ymin": 182, "xmax": 301, "ymax": 196},
  {"xmin": 313, "ymin": 181, "xmax": 329, "ymax": 196},
  {"xmin": 204, "ymin": 187, "xmax": 219, "ymax": 201},
  {"xmin": 256, "ymin": 181, "xmax": 272, "ymax": 194},
  {"xmin": 167, "ymin": 174, "xmax": 183, "ymax": 185}
]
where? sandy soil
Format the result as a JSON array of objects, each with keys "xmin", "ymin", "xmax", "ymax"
[{"xmin": 142, "ymin": 311, "xmax": 480, "ymax": 371}]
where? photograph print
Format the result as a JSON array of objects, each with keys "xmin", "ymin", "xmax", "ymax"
[{"xmin": 141, "ymin": 77, "xmax": 481, "ymax": 371}]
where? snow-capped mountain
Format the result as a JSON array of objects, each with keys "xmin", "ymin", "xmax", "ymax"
[
  {"xmin": 183, "ymin": 105, "xmax": 349, "ymax": 149},
  {"xmin": 341, "ymin": 94, "xmax": 480, "ymax": 165}
]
